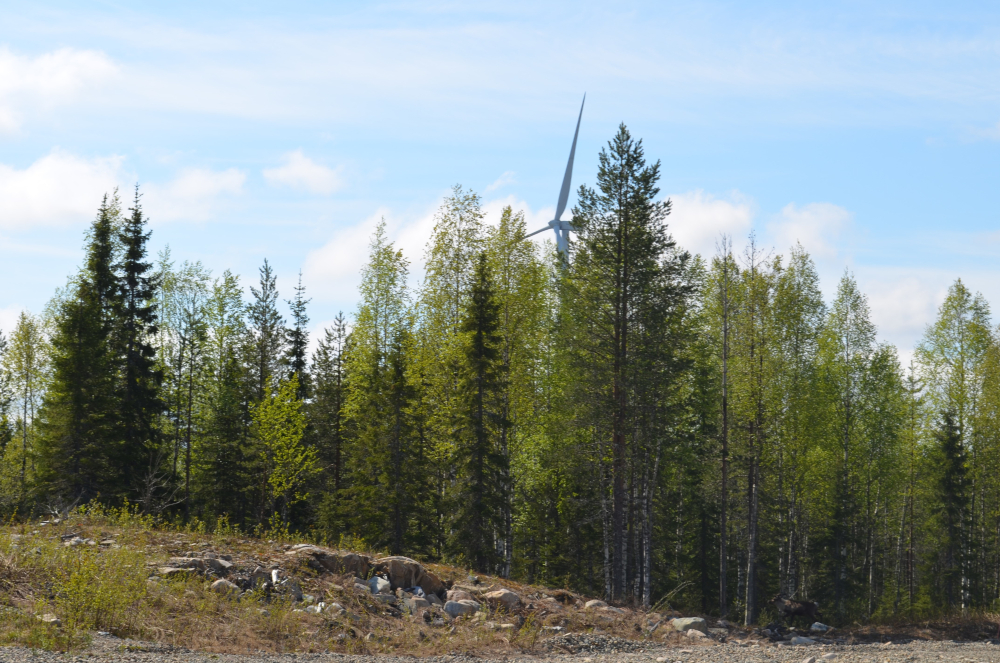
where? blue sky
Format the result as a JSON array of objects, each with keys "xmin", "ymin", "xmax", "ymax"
[{"xmin": 3, "ymin": 1, "xmax": 1000, "ymax": 358}]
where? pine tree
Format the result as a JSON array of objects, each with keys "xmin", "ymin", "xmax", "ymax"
[
  {"xmin": 286, "ymin": 272, "xmax": 311, "ymax": 400},
  {"xmin": 450, "ymin": 253, "xmax": 508, "ymax": 573},
  {"xmin": 115, "ymin": 187, "xmax": 162, "ymax": 498}
]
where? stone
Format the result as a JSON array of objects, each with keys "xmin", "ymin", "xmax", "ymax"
[
  {"xmin": 204, "ymin": 558, "xmax": 233, "ymax": 574},
  {"xmin": 405, "ymin": 596, "xmax": 431, "ymax": 611},
  {"xmin": 790, "ymin": 636, "xmax": 816, "ymax": 645},
  {"xmin": 820, "ymin": 655, "xmax": 838, "ymax": 661},
  {"xmin": 717, "ymin": 619, "xmax": 732, "ymax": 628},
  {"xmin": 426, "ymin": 593, "xmax": 443, "ymax": 606},
  {"xmin": 371, "ymin": 555, "xmax": 447, "ymax": 598},
  {"xmin": 443, "ymin": 599, "xmax": 478, "ymax": 618},
  {"xmin": 672, "ymin": 617, "xmax": 708, "ymax": 633},
  {"xmin": 285, "ymin": 545, "xmax": 372, "ymax": 577},
  {"xmin": 801, "ymin": 658, "xmax": 816, "ymax": 663},
  {"xmin": 810, "ymin": 622, "xmax": 831, "ymax": 633},
  {"xmin": 584, "ymin": 599, "xmax": 607, "ymax": 608},
  {"xmin": 484, "ymin": 588, "xmax": 520, "ymax": 611},
  {"xmin": 600, "ymin": 605, "xmax": 625, "ymax": 614},
  {"xmin": 354, "ymin": 582, "xmax": 369, "ymax": 593},
  {"xmin": 325, "ymin": 602, "xmax": 347, "ymax": 616},
  {"xmin": 541, "ymin": 626, "xmax": 565, "ymax": 632},
  {"xmin": 39, "ymin": 613, "xmax": 61, "ymax": 627},
  {"xmin": 375, "ymin": 594, "xmax": 397, "ymax": 605},
  {"xmin": 210, "ymin": 579, "xmax": 240, "ymax": 597},
  {"xmin": 447, "ymin": 589, "xmax": 473, "ymax": 602},
  {"xmin": 369, "ymin": 576, "xmax": 392, "ymax": 595},
  {"xmin": 158, "ymin": 567, "xmax": 196, "ymax": 578},
  {"xmin": 305, "ymin": 604, "xmax": 323, "ymax": 614},
  {"xmin": 498, "ymin": 623, "xmax": 515, "ymax": 630},
  {"xmin": 685, "ymin": 629, "xmax": 706, "ymax": 639},
  {"xmin": 167, "ymin": 557, "xmax": 207, "ymax": 571},
  {"xmin": 281, "ymin": 579, "xmax": 304, "ymax": 602},
  {"xmin": 708, "ymin": 628, "xmax": 728, "ymax": 635}
]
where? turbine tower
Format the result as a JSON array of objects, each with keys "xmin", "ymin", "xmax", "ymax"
[{"xmin": 526, "ymin": 94, "xmax": 585, "ymax": 255}]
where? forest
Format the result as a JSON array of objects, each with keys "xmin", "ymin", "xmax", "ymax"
[{"xmin": 0, "ymin": 124, "xmax": 997, "ymax": 626}]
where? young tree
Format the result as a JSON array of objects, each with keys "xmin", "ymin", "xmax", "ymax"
[
  {"xmin": 933, "ymin": 410, "xmax": 968, "ymax": 610},
  {"xmin": 2, "ymin": 312, "xmax": 48, "ymax": 501},
  {"xmin": 310, "ymin": 313, "xmax": 349, "ymax": 536}
]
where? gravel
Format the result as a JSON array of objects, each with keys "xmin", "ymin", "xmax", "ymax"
[{"xmin": 0, "ymin": 632, "xmax": 998, "ymax": 662}]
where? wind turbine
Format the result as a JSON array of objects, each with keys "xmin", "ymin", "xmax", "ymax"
[{"xmin": 526, "ymin": 94, "xmax": 585, "ymax": 256}]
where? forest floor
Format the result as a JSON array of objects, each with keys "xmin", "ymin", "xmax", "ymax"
[{"xmin": 0, "ymin": 510, "xmax": 997, "ymax": 660}]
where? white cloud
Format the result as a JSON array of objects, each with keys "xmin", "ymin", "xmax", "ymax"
[
  {"xmin": 0, "ymin": 304, "xmax": 24, "ymax": 335},
  {"xmin": 0, "ymin": 47, "xmax": 118, "ymax": 132},
  {"xmin": 768, "ymin": 202, "xmax": 852, "ymax": 259},
  {"xmin": 263, "ymin": 150, "xmax": 342, "ymax": 195},
  {"xmin": 859, "ymin": 268, "xmax": 948, "ymax": 353},
  {"xmin": 667, "ymin": 190, "xmax": 754, "ymax": 258},
  {"xmin": 485, "ymin": 171, "xmax": 516, "ymax": 193},
  {"xmin": 143, "ymin": 167, "xmax": 245, "ymax": 221},
  {"xmin": 0, "ymin": 150, "xmax": 125, "ymax": 229}
]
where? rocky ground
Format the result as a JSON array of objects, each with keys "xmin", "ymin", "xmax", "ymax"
[
  {"xmin": 0, "ymin": 633, "xmax": 999, "ymax": 662},
  {"xmin": 2, "ymin": 515, "xmax": 1000, "ymax": 660}
]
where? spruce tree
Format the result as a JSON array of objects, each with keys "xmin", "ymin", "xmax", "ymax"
[
  {"xmin": 37, "ymin": 195, "xmax": 121, "ymax": 502},
  {"xmin": 248, "ymin": 260, "xmax": 286, "ymax": 402},
  {"xmin": 115, "ymin": 187, "xmax": 162, "ymax": 496},
  {"xmin": 935, "ymin": 410, "xmax": 968, "ymax": 609},
  {"xmin": 286, "ymin": 272, "xmax": 311, "ymax": 400},
  {"xmin": 449, "ymin": 253, "xmax": 508, "ymax": 573},
  {"xmin": 310, "ymin": 314, "xmax": 348, "ymax": 536}
]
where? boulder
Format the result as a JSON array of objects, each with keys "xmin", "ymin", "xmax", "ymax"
[
  {"xmin": 39, "ymin": 613, "xmax": 61, "ymax": 627},
  {"xmin": 685, "ymin": 629, "xmax": 707, "ymax": 639},
  {"xmin": 210, "ymin": 579, "xmax": 240, "ymax": 597},
  {"xmin": 426, "ymin": 593, "xmax": 443, "ymax": 606},
  {"xmin": 167, "ymin": 557, "xmax": 207, "ymax": 571},
  {"xmin": 444, "ymin": 599, "xmax": 479, "ymax": 618},
  {"xmin": 405, "ymin": 596, "xmax": 431, "ymax": 611},
  {"xmin": 204, "ymin": 558, "xmax": 233, "ymax": 574},
  {"xmin": 790, "ymin": 636, "xmax": 816, "ymax": 646},
  {"xmin": 285, "ymin": 545, "xmax": 371, "ymax": 577},
  {"xmin": 371, "ymin": 556, "xmax": 447, "ymax": 598},
  {"xmin": 484, "ymin": 588, "xmax": 520, "ymax": 611},
  {"xmin": 810, "ymin": 622, "xmax": 831, "ymax": 633},
  {"xmin": 325, "ymin": 602, "xmax": 347, "ymax": 616},
  {"xmin": 672, "ymin": 617, "xmax": 708, "ymax": 633},
  {"xmin": 584, "ymin": 599, "xmax": 607, "ymax": 609},
  {"xmin": 375, "ymin": 594, "xmax": 397, "ymax": 605},
  {"xmin": 447, "ymin": 589, "xmax": 473, "ymax": 602},
  {"xmin": 369, "ymin": 576, "xmax": 392, "ymax": 595}
]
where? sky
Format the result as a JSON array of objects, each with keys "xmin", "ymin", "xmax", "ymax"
[{"xmin": 3, "ymin": 1, "xmax": 1000, "ymax": 361}]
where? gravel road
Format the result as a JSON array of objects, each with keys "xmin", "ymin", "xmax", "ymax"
[{"xmin": 1, "ymin": 633, "xmax": 1000, "ymax": 663}]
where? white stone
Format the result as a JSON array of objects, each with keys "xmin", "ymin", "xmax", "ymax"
[
  {"xmin": 443, "ymin": 599, "xmax": 479, "ymax": 618},
  {"xmin": 39, "ymin": 613, "xmax": 61, "ymax": 627},
  {"xmin": 790, "ymin": 636, "xmax": 816, "ymax": 645},
  {"xmin": 801, "ymin": 657, "xmax": 816, "ymax": 663},
  {"xmin": 685, "ymin": 629, "xmax": 706, "ymax": 639},
  {"xmin": 810, "ymin": 622, "xmax": 831, "ymax": 632},
  {"xmin": 820, "ymin": 655, "xmax": 839, "ymax": 661},
  {"xmin": 210, "ymin": 579, "xmax": 240, "ymax": 597},
  {"xmin": 584, "ymin": 599, "xmax": 607, "ymax": 608},
  {"xmin": 369, "ymin": 576, "xmax": 391, "ymax": 595},
  {"xmin": 672, "ymin": 617, "xmax": 708, "ymax": 633}
]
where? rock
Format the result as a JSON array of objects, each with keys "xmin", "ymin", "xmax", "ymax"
[
  {"xmin": 708, "ymin": 627, "xmax": 728, "ymax": 635},
  {"xmin": 810, "ymin": 622, "xmax": 831, "ymax": 633},
  {"xmin": 405, "ymin": 596, "xmax": 431, "ymax": 611},
  {"xmin": 672, "ymin": 616, "xmax": 708, "ymax": 633},
  {"xmin": 371, "ymin": 556, "xmax": 447, "ymax": 598},
  {"xmin": 375, "ymin": 594, "xmax": 397, "ymax": 605},
  {"xmin": 443, "ymin": 600, "xmax": 478, "ymax": 618},
  {"xmin": 281, "ymin": 579, "xmax": 303, "ymax": 602},
  {"xmin": 447, "ymin": 589, "xmax": 473, "ymax": 602},
  {"xmin": 167, "ymin": 557, "xmax": 207, "ymax": 571},
  {"xmin": 717, "ymin": 619, "xmax": 732, "ymax": 628},
  {"xmin": 210, "ymin": 579, "xmax": 240, "ymax": 597},
  {"xmin": 584, "ymin": 599, "xmax": 607, "ymax": 608},
  {"xmin": 685, "ymin": 629, "xmax": 707, "ymax": 639},
  {"xmin": 158, "ymin": 567, "xmax": 196, "ymax": 578},
  {"xmin": 325, "ymin": 602, "xmax": 347, "ymax": 616},
  {"xmin": 204, "ymin": 558, "xmax": 233, "ymax": 574},
  {"xmin": 801, "ymin": 658, "xmax": 817, "ymax": 663},
  {"xmin": 542, "ymin": 626, "xmax": 565, "ymax": 632},
  {"xmin": 369, "ymin": 576, "xmax": 392, "ymax": 595},
  {"xmin": 302, "ymin": 594, "xmax": 317, "ymax": 605},
  {"xmin": 305, "ymin": 604, "xmax": 323, "ymax": 614},
  {"xmin": 285, "ymin": 545, "xmax": 371, "ymax": 577},
  {"xmin": 790, "ymin": 636, "xmax": 816, "ymax": 645},
  {"xmin": 39, "ymin": 613, "xmax": 61, "ymax": 627},
  {"xmin": 426, "ymin": 593, "xmax": 443, "ymax": 606},
  {"xmin": 600, "ymin": 605, "xmax": 625, "ymax": 614},
  {"xmin": 499, "ymin": 623, "xmax": 515, "ymax": 630},
  {"xmin": 484, "ymin": 588, "xmax": 520, "ymax": 611},
  {"xmin": 820, "ymin": 655, "xmax": 838, "ymax": 661}
]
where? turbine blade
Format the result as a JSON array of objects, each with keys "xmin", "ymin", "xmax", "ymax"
[
  {"xmin": 524, "ymin": 226, "xmax": 549, "ymax": 238},
  {"xmin": 554, "ymin": 93, "xmax": 585, "ymax": 223}
]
